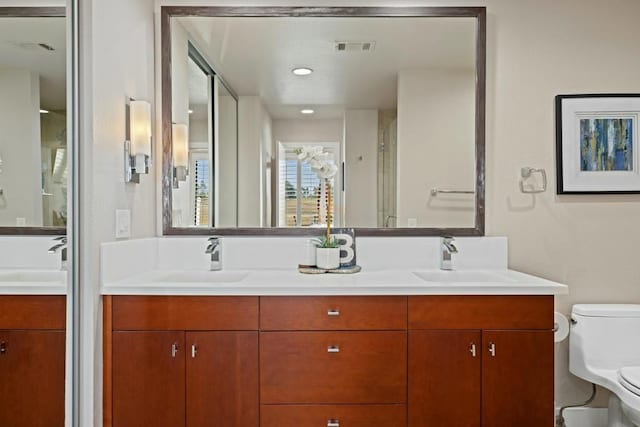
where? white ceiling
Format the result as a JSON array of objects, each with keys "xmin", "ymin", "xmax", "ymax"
[
  {"xmin": 177, "ymin": 16, "xmax": 476, "ymax": 120},
  {"xmin": 0, "ymin": 17, "xmax": 66, "ymax": 110}
]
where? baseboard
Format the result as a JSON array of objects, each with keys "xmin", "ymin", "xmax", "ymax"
[{"xmin": 556, "ymin": 407, "xmax": 608, "ymax": 427}]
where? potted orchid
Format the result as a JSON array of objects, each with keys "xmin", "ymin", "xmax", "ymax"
[{"xmin": 296, "ymin": 146, "xmax": 340, "ymax": 269}]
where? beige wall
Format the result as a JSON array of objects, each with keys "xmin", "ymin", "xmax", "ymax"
[
  {"xmin": 0, "ymin": 69, "xmax": 43, "ymax": 226},
  {"xmin": 238, "ymin": 96, "xmax": 272, "ymax": 227},
  {"xmin": 344, "ymin": 109, "xmax": 378, "ymax": 227},
  {"xmin": 397, "ymin": 68, "xmax": 476, "ymax": 228}
]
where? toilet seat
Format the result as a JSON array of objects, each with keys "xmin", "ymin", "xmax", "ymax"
[{"xmin": 619, "ymin": 367, "xmax": 640, "ymax": 397}]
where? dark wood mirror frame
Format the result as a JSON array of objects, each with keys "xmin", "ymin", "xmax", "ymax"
[
  {"xmin": 161, "ymin": 6, "xmax": 486, "ymax": 237},
  {"xmin": 0, "ymin": 6, "xmax": 67, "ymax": 236}
]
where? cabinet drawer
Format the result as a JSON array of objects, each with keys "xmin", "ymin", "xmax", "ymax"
[
  {"xmin": 260, "ymin": 331, "xmax": 406, "ymax": 404},
  {"xmin": 260, "ymin": 296, "xmax": 406, "ymax": 330},
  {"xmin": 112, "ymin": 296, "xmax": 258, "ymax": 330},
  {"xmin": 0, "ymin": 296, "xmax": 66, "ymax": 330},
  {"xmin": 261, "ymin": 404, "xmax": 406, "ymax": 427},
  {"xmin": 409, "ymin": 295, "xmax": 553, "ymax": 330}
]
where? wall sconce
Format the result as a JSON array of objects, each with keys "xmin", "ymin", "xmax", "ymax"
[
  {"xmin": 124, "ymin": 99, "xmax": 152, "ymax": 184},
  {"xmin": 172, "ymin": 123, "xmax": 189, "ymax": 188}
]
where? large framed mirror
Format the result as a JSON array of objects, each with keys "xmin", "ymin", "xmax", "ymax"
[
  {"xmin": 161, "ymin": 6, "xmax": 485, "ymax": 236},
  {"xmin": 0, "ymin": 7, "xmax": 68, "ymax": 235},
  {"xmin": 0, "ymin": 6, "xmax": 71, "ymax": 427}
]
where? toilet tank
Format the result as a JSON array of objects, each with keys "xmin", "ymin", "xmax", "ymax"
[{"xmin": 570, "ymin": 304, "xmax": 640, "ymax": 380}]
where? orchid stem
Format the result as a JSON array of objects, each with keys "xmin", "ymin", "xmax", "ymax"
[{"xmin": 326, "ymin": 178, "xmax": 331, "ymax": 243}]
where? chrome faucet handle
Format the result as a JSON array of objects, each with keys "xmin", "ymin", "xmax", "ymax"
[
  {"xmin": 441, "ymin": 236, "xmax": 458, "ymax": 253},
  {"xmin": 53, "ymin": 235, "xmax": 67, "ymax": 243},
  {"xmin": 205, "ymin": 236, "xmax": 220, "ymax": 253}
]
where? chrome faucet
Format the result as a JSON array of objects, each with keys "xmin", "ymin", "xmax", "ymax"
[
  {"xmin": 440, "ymin": 236, "xmax": 458, "ymax": 270},
  {"xmin": 48, "ymin": 236, "xmax": 68, "ymax": 270},
  {"xmin": 205, "ymin": 236, "xmax": 222, "ymax": 271}
]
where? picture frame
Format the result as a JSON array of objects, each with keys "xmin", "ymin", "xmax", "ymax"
[{"xmin": 556, "ymin": 94, "xmax": 640, "ymax": 194}]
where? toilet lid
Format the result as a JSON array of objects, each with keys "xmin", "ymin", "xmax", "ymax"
[{"xmin": 619, "ymin": 367, "xmax": 640, "ymax": 396}]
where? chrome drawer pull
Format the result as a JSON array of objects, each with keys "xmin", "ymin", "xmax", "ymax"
[
  {"xmin": 0, "ymin": 341, "xmax": 6, "ymax": 355},
  {"xmin": 171, "ymin": 343, "xmax": 178, "ymax": 358},
  {"xmin": 469, "ymin": 343, "xmax": 476, "ymax": 358},
  {"xmin": 327, "ymin": 420, "xmax": 340, "ymax": 427},
  {"xmin": 327, "ymin": 345, "xmax": 340, "ymax": 353},
  {"xmin": 191, "ymin": 344, "xmax": 197, "ymax": 359},
  {"xmin": 488, "ymin": 342, "xmax": 496, "ymax": 357},
  {"xmin": 327, "ymin": 309, "xmax": 340, "ymax": 317}
]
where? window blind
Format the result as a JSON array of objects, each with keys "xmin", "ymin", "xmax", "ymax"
[
  {"xmin": 278, "ymin": 145, "xmax": 335, "ymax": 227},
  {"xmin": 193, "ymin": 159, "xmax": 209, "ymax": 226}
]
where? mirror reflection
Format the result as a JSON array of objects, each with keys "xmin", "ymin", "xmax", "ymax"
[
  {"xmin": 0, "ymin": 15, "xmax": 67, "ymax": 229},
  {"xmin": 169, "ymin": 16, "xmax": 477, "ymax": 229}
]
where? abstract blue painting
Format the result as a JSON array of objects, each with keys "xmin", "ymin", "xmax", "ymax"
[{"xmin": 580, "ymin": 118, "xmax": 633, "ymax": 171}]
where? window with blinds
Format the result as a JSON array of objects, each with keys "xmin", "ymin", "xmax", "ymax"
[
  {"xmin": 193, "ymin": 159, "xmax": 209, "ymax": 226},
  {"xmin": 278, "ymin": 143, "xmax": 337, "ymax": 227}
]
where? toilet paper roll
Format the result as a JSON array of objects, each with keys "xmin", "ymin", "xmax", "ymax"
[{"xmin": 554, "ymin": 312, "xmax": 570, "ymax": 343}]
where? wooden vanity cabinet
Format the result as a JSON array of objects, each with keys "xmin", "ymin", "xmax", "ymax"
[
  {"xmin": 0, "ymin": 296, "xmax": 66, "ymax": 427},
  {"xmin": 408, "ymin": 296, "xmax": 554, "ymax": 427},
  {"xmin": 105, "ymin": 294, "xmax": 555, "ymax": 427},
  {"xmin": 106, "ymin": 296, "xmax": 259, "ymax": 427}
]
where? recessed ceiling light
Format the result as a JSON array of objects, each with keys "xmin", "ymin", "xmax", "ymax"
[
  {"xmin": 188, "ymin": 109, "xmax": 194, "ymax": 114},
  {"xmin": 292, "ymin": 67, "xmax": 313, "ymax": 76},
  {"xmin": 40, "ymin": 109, "xmax": 49, "ymax": 114},
  {"xmin": 300, "ymin": 109, "xmax": 315, "ymax": 115}
]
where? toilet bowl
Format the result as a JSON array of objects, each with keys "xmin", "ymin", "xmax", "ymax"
[{"xmin": 570, "ymin": 304, "xmax": 640, "ymax": 427}]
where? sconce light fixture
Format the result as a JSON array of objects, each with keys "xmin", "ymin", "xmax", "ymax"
[
  {"xmin": 172, "ymin": 123, "xmax": 189, "ymax": 188},
  {"xmin": 124, "ymin": 99, "xmax": 152, "ymax": 183}
]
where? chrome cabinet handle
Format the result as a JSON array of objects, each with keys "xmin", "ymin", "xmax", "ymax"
[
  {"xmin": 327, "ymin": 309, "xmax": 340, "ymax": 317},
  {"xmin": 469, "ymin": 343, "xmax": 476, "ymax": 358},
  {"xmin": 327, "ymin": 420, "xmax": 340, "ymax": 427},
  {"xmin": 327, "ymin": 345, "xmax": 340, "ymax": 353},
  {"xmin": 191, "ymin": 344, "xmax": 197, "ymax": 359},
  {"xmin": 488, "ymin": 342, "xmax": 496, "ymax": 357},
  {"xmin": 0, "ymin": 341, "xmax": 6, "ymax": 355},
  {"xmin": 171, "ymin": 343, "xmax": 178, "ymax": 358}
]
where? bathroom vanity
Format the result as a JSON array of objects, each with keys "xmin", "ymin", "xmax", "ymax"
[
  {"xmin": 101, "ymin": 241, "xmax": 566, "ymax": 427},
  {"xmin": 103, "ymin": 293, "xmax": 556, "ymax": 427}
]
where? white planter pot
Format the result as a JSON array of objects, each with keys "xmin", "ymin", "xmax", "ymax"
[{"xmin": 316, "ymin": 247, "xmax": 340, "ymax": 270}]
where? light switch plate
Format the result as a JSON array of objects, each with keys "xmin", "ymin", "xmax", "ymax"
[
  {"xmin": 407, "ymin": 218, "xmax": 417, "ymax": 228},
  {"xmin": 115, "ymin": 209, "xmax": 131, "ymax": 239}
]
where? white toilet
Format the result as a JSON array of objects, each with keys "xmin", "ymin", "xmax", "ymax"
[{"xmin": 570, "ymin": 304, "xmax": 640, "ymax": 426}]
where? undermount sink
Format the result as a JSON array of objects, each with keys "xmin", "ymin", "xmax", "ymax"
[
  {"xmin": 152, "ymin": 270, "xmax": 249, "ymax": 284},
  {"xmin": 413, "ymin": 270, "xmax": 516, "ymax": 283},
  {"xmin": 0, "ymin": 270, "xmax": 66, "ymax": 283}
]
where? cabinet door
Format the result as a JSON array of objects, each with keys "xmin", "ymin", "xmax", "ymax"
[
  {"xmin": 0, "ymin": 330, "xmax": 65, "ymax": 427},
  {"xmin": 113, "ymin": 331, "xmax": 185, "ymax": 427},
  {"xmin": 408, "ymin": 330, "xmax": 481, "ymax": 427},
  {"xmin": 482, "ymin": 330, "xmax": 554, "ymax": 427},
  {"xmin": 186, "ymin": 332, "xmax": 258, "ymax": 427}
]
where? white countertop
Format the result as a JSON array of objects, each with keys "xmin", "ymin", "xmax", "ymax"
[
  {"xmin": 101, "ymin": 268, "xmax": 568, "ymax": 296},
  {"xmin": 0, "ymin": 270, "xmax": 68, "ymax": 295}
]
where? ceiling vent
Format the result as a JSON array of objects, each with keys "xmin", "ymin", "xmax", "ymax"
[{"xmin": 333, "ymin": 41, "xmax": 376, "ymax": 52}]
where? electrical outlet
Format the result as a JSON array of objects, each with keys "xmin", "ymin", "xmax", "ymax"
[
  {"xmin": 407, "ymin": 218, "xmax": 417, "ymax": 228},
  {"xmin": 16, "ymin": 217, "xmax": 26, "ymax": 226},
  {"xmin": 115, "ymin": 209, "xmax": 131, "ymax": 238}
]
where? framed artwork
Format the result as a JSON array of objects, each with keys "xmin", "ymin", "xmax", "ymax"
[{"xmin": 556, "ymin": 94, "xmax": 640, "ymax": 194}]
